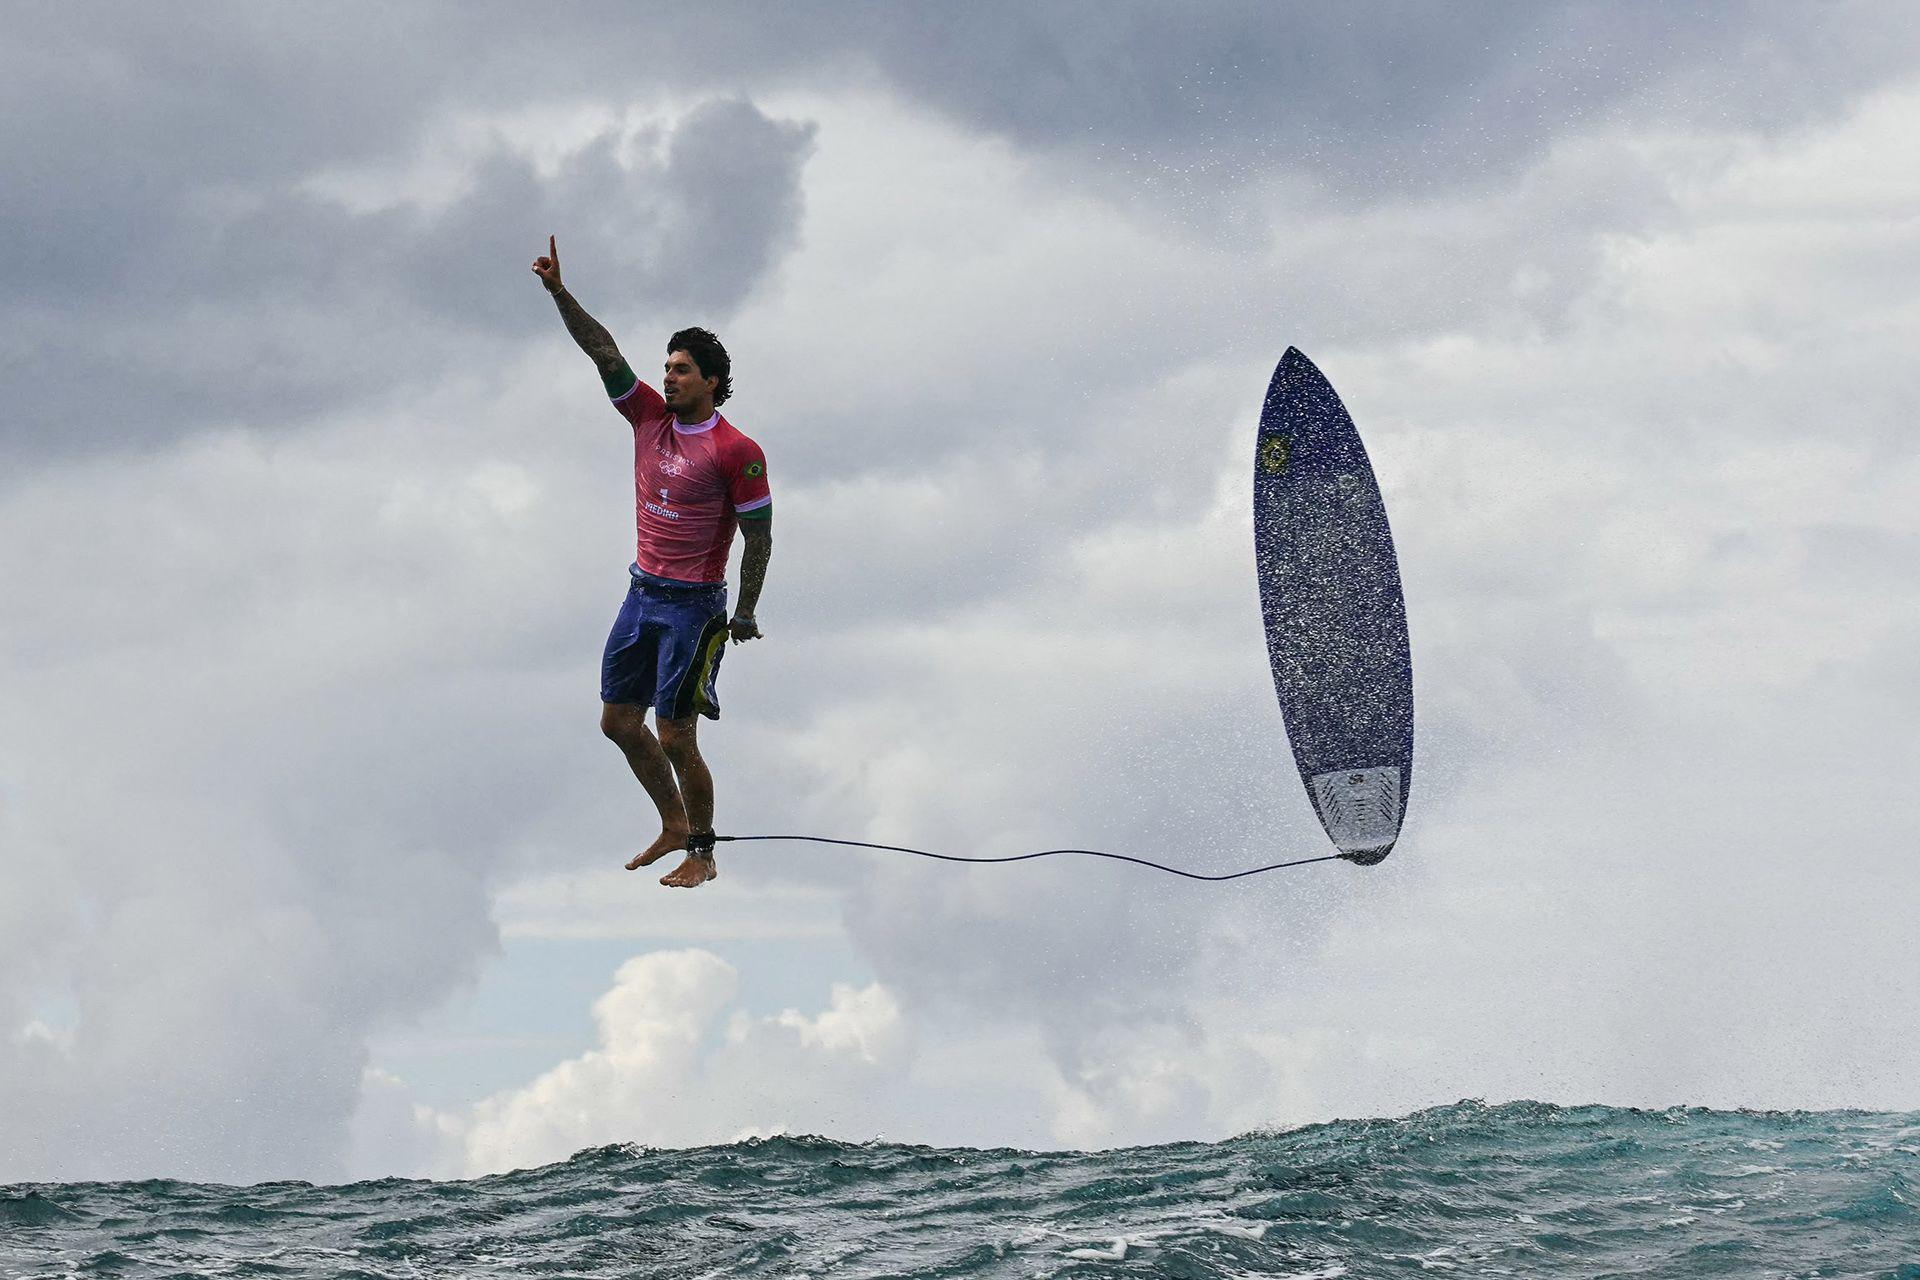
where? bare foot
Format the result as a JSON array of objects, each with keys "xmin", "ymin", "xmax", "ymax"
[
  {"xmin": 626, "ymin": 825, "xmax": 691, "ymax": 871},
  {"xmin": 659, "ymin": 851, "xmax": 717, "ymax": 888}
]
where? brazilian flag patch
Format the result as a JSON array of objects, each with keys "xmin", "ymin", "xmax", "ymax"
[{"xmin": 745, "ymin": 461, "xmax": 765, "ymax": 477}]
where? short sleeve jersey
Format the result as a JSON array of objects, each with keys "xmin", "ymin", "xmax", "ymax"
[{"xmin": 608, "ymin": 371, "xmax": 770, "ymax": 584}]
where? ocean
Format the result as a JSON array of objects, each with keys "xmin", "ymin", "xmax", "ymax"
[{"xmin": 3, "ymin": 1101, "xmax": 1915, "ymax": 1278}]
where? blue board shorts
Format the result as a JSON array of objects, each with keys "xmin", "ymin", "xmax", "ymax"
[{"xmin": 601, "ymin": 567, "xmax": 730, "ymax": 720}]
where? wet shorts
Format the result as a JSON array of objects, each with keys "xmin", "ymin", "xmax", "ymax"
[{"xmin": 600, "ymin": 567, "xmax": 730, "ymax": 720}]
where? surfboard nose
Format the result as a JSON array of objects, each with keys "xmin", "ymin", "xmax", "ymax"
[
  {"xmin": 1274, "ymin": 346, "xmax": 1314, "ymax": 384},
  {"xmin": 1265, "ymin": 347, "xmax": 1339, "ymax": 423}
]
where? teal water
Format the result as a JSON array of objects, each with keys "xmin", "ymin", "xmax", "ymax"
[{"xmin": 4, "ymin": 1101, "xmax": 1916, "ymax": 1278}]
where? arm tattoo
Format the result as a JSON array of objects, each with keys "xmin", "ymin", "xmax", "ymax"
[
  {"xmin": 736, "ymin": 521, "xmax": 773, "ymax": 617},
  {"xmin": 550, "ymin": 287, "xmax": 624, "ymax": 375}
]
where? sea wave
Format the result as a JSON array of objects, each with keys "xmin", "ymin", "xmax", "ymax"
[{"xmin": 3, "ymin": 1101, "xmax": 1916, "ymax": 1278}]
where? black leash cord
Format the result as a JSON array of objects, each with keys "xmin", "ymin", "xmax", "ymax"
[{"xmin": 714, "ymin": 833, "xmax": 1345, "ymax": 881}]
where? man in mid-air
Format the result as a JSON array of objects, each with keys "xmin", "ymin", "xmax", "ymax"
[{"xmin": 532, "ymin": 236, "xmax": 773, "ymax": 889}]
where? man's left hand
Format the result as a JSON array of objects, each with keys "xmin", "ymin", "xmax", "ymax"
[
  {"xmin": 729, "ymin": 614, "xmax": 763, "ymax": 644},
  {"xmin": 531, "ymin": 234, "xmax": 563, "ymax": 293}
]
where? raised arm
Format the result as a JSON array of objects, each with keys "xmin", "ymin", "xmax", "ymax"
[{"xmin": 531, "ymin": 235, "xmax": 627, "ymax": 380}]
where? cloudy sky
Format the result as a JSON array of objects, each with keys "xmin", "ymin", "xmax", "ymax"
[{"xmin": 4, "ymin": 2, "xmax": 1919, "ymax": 1185}]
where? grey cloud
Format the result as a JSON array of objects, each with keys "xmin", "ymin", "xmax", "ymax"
[
  {"xmin": 3, "ymin": 53, "xmax": 815, "ymax": 462},
  {"xmin": 645, "ymin": 99, "xmax": 817, "ymax": 314},
  {"xmin": 8, "ymin": 1, "xmax": 1909, "ymax": 468},
  {"xmin": 827, "ymin": 0, "xmax": 1920, "ymax": 210}
]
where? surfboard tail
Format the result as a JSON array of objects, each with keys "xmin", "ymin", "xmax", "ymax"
[
  {"xmin": 1309, "ymin": 766, "xmax": 1404, "ymax": 863},
  {"xmin": 1340, "ymin": 844, "xmax": 1396, "ymax": 866}
]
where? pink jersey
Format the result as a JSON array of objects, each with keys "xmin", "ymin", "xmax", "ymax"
[{"xmin": 611, "ymin": 378, "xmax": 770, "ymax": 584}]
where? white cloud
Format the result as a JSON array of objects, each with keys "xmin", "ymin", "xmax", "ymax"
[
  {"xmin": 493, "ymin": 867, "xmax": 844, "ymax": 941},
  {"xmin": 411, "ymin": 950, "xmax": 910, "ymax": 1176},
  {"xmin": 743, "ymin": 74, "xmax": 1920, "ymax": 1140}
]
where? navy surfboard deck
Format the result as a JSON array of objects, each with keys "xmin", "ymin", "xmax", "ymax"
[{"xmin": 1254, "ymin": 348, "xmax": 1413, "ymax": 864}]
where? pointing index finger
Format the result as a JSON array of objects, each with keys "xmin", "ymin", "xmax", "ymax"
[{"xmin": 548, "ymin": 234, "xmax": 557, "ymax": 266}]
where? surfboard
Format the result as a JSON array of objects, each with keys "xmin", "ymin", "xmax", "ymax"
[{"xmin": 1254, "ymin": 348, "xmax": 1413, "ymax": 864}]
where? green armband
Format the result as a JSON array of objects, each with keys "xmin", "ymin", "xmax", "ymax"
[{"xmin": 601, "ymin": 360, "xmax": 637, "ymax": 400}]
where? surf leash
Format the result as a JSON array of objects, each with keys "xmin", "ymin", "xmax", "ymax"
[{"xmin": 713, "ymin": 833, "xmax": 1347, "ymax": 881}]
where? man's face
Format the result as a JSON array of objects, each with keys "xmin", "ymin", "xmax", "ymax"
[{"xmin": 661, "ymin": 350, "xmax": 716, "ymax": 414}]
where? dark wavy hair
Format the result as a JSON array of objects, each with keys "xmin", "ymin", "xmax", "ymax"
[{"xmin": 668, "ymin": 327, "xmax": 733, "ymax": 406}]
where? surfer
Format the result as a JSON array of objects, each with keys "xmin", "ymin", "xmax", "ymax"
[{"xmin": 532, "ymin": 236, "xmax": 773, "ymax": 889}]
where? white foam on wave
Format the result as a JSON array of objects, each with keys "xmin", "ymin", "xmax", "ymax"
[
  {"xmin": 1046, "ymin": 1215, "xmax": 1276, "ymax": 1264},
  {"xmin": 1064, "ymin": 1237, "xmax": 1130, "ymax": 1261},
  {"xmin": 1201, "ymin": 1219, "xmax": 1270, "ymax": 1240}
]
